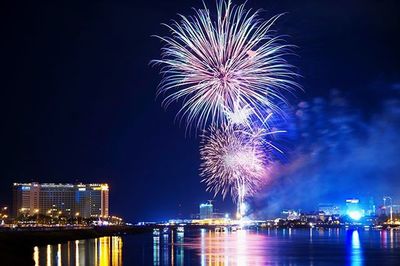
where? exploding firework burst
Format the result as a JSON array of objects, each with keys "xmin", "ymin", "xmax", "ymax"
[
  {"xmin": 199, "ymin": 124, "xmax": 267, "ymax": 201},
  {"xmin": 153, "ymin": 0, "xmax": 298, "ymax": 130}
]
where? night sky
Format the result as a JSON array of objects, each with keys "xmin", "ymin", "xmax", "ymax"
[{"xmin": 1, "ymin": 0, "xmax": 400, "ymax": 221}]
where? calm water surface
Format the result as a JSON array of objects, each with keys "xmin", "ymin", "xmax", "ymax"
[{"xmin": 33, "ymin": 228, "xmax": 400, "ymax": 265}]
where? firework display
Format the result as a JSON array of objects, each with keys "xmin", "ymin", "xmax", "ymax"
[
  {"xmin": 153, "ymin": 0, "xmax": 298, "ymax": 130},
  {"xmin": 154, "ymin": 0, "xmax": 298, "ymax": 217},
  {"xmin": 199, "ymin": 118, "xmax": 284, "ymax": 216},
  {"xmin": 199, "ymin": 125, "xmax": 266, "ymax": 200}
]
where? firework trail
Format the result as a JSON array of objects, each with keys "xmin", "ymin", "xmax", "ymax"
[{"xmin": 153, "ymin": 0, "xmax": 298, "ymax": 131}]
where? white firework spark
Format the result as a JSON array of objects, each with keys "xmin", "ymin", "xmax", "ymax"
[
  {"xmin": 153, "ymin": 0, "xmax": 298, "ymax": 131},
  {"xmin": 224, "ymin": 101, "xmax": 254, "ymax": 127}
]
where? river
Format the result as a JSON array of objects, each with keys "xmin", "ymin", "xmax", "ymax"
[{"xmin": 32, "ymin": 228, "xmax": 400, "ymax": 265}]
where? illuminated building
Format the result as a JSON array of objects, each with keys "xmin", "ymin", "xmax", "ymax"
[
  {"xmin": 345, "ymin": 198, "xmax": 363, "ymax": 221},
  {"xmin": 12, "ymin": 182, "xmax": 109, "ymax": 218},
  {"xmin": 282, "ymin": 209, "xmax": 301, "ymax": 220},
  {"xmin": 39, "ymin": 183, "xmax": 75, "ymax": 217},
  {"xmin": 393, "ymin": 205, "xmax": 400, "ymax": 214},
  {"xmin": 366, "ymin": 197, "xmax": 376, "ymax": 216},
  {"xmin": 75, "ymin": 183, "xmax": 109, "ymax": 218},
  {"xmin": 318, "ymin": 203, "xmax": 340, "ymax": 216},
  {"xmin": 12, "ymin": 182, "xmax": 40, "ymax": 216},
  {"xmin": 199, "ymin": 202, "xmax": 213, "ymax": 219}
]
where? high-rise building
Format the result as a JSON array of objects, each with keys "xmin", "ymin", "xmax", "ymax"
[
  {"xmin": 12, "ymin": 182, "xmax": 40, "ymax": 216},
  {"xmin": 75, "ymin": 184, "xmax": 109, "ymax": 218},
  {"xmin": 366, "ymin": 197, "xmax": 376, "ymax": 216},
  {"xmin": 12, "ymin": 182, "xmax": 109, "ymax": 218},
  {"xmin": 39, "ymin": 183, "xmax": 75, "ymax": 217},
  {"xmin": 199, "ymin": 202, "xmax": 213, "ymax": 219}
]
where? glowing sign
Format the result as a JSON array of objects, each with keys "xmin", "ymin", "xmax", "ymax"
[{"xmin": 346, "ymin": 199, "xmax": 360, "ymax": 204}]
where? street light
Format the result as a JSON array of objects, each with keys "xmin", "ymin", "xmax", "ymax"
[
  {"xmin": 75, "ymin": 212, "xmax": 80, "ymax": 225},
  {"xmin": 34, "ymin": 209, "xmax": 39, "ymax": 223}
]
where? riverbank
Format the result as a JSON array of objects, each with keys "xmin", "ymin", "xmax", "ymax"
[
  {"xmin": 0, "ymin": 225, "xmax": 151, "ymax": 265},
  {"xmin": 0, "ymin": 225, "xmax": 151, "ymax": 246}
]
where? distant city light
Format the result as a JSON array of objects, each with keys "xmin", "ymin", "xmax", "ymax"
[{"xmin": 348, "ymin": 210, "xmax": 362, "ymax": 221}]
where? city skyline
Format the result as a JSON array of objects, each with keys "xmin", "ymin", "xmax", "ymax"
[
  {"xmin": 1, "ymin": 0, "xmax": 399, "ymax": 222},
  {"xmin": 5, "ymin": 180, "xmax": 399, "ymax": 224},
  {"xmin": 1, "ymin": 1, "xmax": 400, "ymax": 265}
]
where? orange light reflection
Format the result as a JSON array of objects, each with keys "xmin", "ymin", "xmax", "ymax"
[{"xmin": 192, "ymin": 230, "xmax": 269, "ymax": 265}]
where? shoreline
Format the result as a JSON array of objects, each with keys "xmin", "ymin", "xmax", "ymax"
[
  {"xmin": 0, "ymin": 225, "xmax": 151, "ymax": 265},
  {"xmin": 0, "ymin": 224, "xmax": 231, "ymax": 248},
  {"xmin": 0, "ymin": 225, "xmax": 151, "ymax": 246}
]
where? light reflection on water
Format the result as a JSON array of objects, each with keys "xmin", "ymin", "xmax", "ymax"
[
  {"xmin": 33, "ymin": 236, "xmax": 122, "ymax": 266},
  {"xmin": 33, "ymin": 228, "xmax": 400, "ymax": 265},
  {"xmin": 348, "ymin": 230, "xmax": 362, "ymax": 266},
  {"xmin": 190, "ymin": 229, "xmax": 269, "ymax": 265},
  {"xmin": 181, "ymin": 228, "xmax": 400, "ymax": 265}
]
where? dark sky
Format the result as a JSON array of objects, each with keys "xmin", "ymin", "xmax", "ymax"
[{"xmin": 1, "ymin": 0, "xmax": 399, "ymax": 221}]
